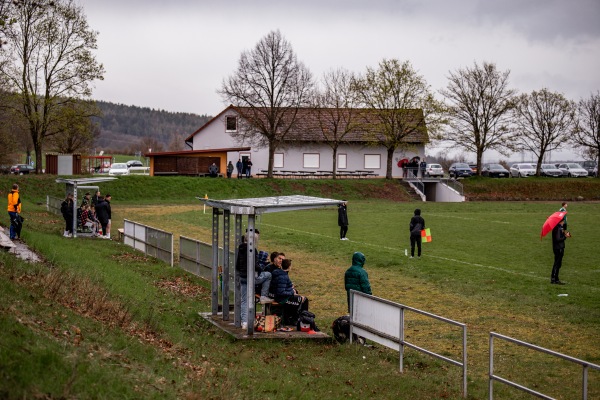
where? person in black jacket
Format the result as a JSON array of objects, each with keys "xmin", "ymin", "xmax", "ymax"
[
  {"xmin": 60, "ymin": 193, "xmax": 74, "ymax": 237},
  {"xmin": 551, "ymin": 220, "xmax": 569, "ymax": 284},
  {"xmin": 270, "ymin": 259, "xmax": 308, "ymax": 325},
  {"xmin": 235, "ymin": 233, "xmax": 273, "ymax": 329},
  {"xmin": 338, "ymin": 200, "xmax": 349, "ymax": 240},
  {"xmin": 94, "ymin": 195, "xmax": 112, "ymax": 239},
  {"xmin": 409, "ymin": 208, "xmax": 425, "ymax": 258}
]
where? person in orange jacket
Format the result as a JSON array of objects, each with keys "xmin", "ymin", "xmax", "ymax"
[{"xmin": 7, "ymin": 183, "xmax": 22, "ymax": 240}]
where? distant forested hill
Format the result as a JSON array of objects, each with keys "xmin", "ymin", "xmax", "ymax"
[{"xmin": 92, "ymin": 101, "xmax": 211, "ymax": 154}]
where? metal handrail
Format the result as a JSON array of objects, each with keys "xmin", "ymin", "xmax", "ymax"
[
  {"xmin": 440, "ymin": 178, "xmax": 464, "ymax": 196},
  {"xmin": 489, "ymin": 332, "xmax": 600, "ymax": 399}
]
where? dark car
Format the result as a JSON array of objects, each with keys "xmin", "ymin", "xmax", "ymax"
[
  {"xmin": 10, "ymin": 164, "xmax": 35, "ymax": 175},
  {"xmin": 448, "ymin": 163, "xmax": 474, "ymax": 178},
  {"xmin": 126, "ymin": 160, "xmax": 144, "ymax": 168},
  {"xmin": 0, "ymin": 165, "xmax": 12, "ymax": 174},
  {"xmin": 481, "ymin": 163, "xmax": 509, "ymax": 178},
  {"xmin": 540, "ymin": 164, "xmax": 563, "ymax": 177},
  {"xmin": 580, "ymin": 161, "xmax": 598, "ymax": 177}
]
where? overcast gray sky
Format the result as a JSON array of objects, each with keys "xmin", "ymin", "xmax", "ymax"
[{"xmin": 80, "ymin": 0, "xmax": 600, "ymax": 160}]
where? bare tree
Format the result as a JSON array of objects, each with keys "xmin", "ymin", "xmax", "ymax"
[
  {"xmin": 353, "ymin": 59, "xmax": 439, "ymax": 179},
  {"xmin": 0, "ymin": 0, "xmax": 104, "ymax": 172},
  {"xmin": 313, "ymin": 68, "xmax": 362, "ymax": 178},
  {"xmin": 513, "ymin": 89, "xmax": 576, "ymax": 175},
  {"xmin": 167, "ymin": 131, "xmax": 185, "ymax": 152},
  {"xmin": 219, "ymin": 30, "xmax": 313, "ymax": 178},
  {"xmin": 572, "ymin": 92, "xmax": 600, "ymax": 177},
  {"xmin": 440, "ymin": 62, "xmax": 516, "ymax": 175}
]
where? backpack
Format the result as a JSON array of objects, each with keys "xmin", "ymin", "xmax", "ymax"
[
  {"xmin": 297, "ymin": 310, "xmax": 319, "ymax": 332},
  {"xmin": 332, "ymin": 315, "xmax": 356, "ymax": 343}
]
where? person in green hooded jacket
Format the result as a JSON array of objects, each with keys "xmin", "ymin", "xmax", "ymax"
[{"xmin": 344, "ymin": 252, "xmax": 372, "ymax": 313}]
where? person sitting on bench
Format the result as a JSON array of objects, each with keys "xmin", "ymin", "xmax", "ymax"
[{"xmin": 270, "ymin": 259, "xmax": 309, "ymax": 325}]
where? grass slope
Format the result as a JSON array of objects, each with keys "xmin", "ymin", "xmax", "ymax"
[{"xmin": 0, "ymin": 175, "xmax": 599, "ymax": 399}]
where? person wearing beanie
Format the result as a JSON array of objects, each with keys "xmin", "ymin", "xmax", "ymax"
[{"xmin": 344, "ymin": 252, "xmax": 372, "ymax": 313}]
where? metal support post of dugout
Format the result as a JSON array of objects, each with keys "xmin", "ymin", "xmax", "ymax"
[
  {"xmin": 211, "ymin": 208, "xmax": 220, "ymax": 315},
  {"xmin": 222, "ymin": 210, "xmax": 231, "ymax": 321}
]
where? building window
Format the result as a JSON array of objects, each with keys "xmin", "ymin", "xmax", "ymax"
[
  {"xmin": 274, "ymin": 153, "xmax": 284, "ymax": 168},
  {"xmin": 364, "ymin": 154, "xmax": 380, "ymax": 169},
  {"xmin": 338, "ymin": 154, "xmax": 347, "ymax": 169},
  {"xmin": 225, "ymin": 116, "xmax": 237, "ymax": 132},
  {"xmin": 303, "ymin": 153, "xmax": 319, "ymax": 169}
]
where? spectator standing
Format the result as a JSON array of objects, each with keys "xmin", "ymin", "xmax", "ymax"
[
  {"xmin": 91, "ymin": 190, "xmax": 100, "ymax": 207},
  {"xmin": 242, "ymin": 158, "xmax": 248, "ymax": 178},
  {"xmin": 7, "ymin": 183, "xmax": 22, "ymax": 240},
  {"xmin": 95, "ymin": 195, "xmax": 112, "ymax": 239},
  {"xmin": 338, "ymin": 200, "xmax": 349, "ymax": 240},
  {"xmin": 344, "ymin": 252, "xmax": 372, "ymax": 313},
  {"xmin": 409, "ymin": 208, "xmax": 425, "ymax": 258},
  {"xmin": 235, "ymin": 233, "xmax": 273, "ymax": 329},
  {"xmin": 246, "ymin": 158, "xmax": 253, "ymax": 178},
  {"xmin": 551, "ymin": 220, "xmax": 569, "ymax": 284},
  {"xmin": 420, "ymin": 158, "xmax": 427, "ymax": 178},
  {"xmin": 559, "ymin": 202, "xmax": 568, "ymax": 231},
  {"xmin": 60, "ymin": 193, "xmax": 74, "ymax": 237},
  {"xmin": 226, "ymin": 161, "xmax": 234, "ymax": 178},
  {"xmin": 208, "ymin": 162, "xmax": 218, "ymax": 178},
  {"xmin": 236, "ymin": 159, "xmax": 243, "ymax": 179}
]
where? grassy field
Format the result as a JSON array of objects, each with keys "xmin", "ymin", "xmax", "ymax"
[{"xmin": 1, "ymin": 175, "xmax": 599, "ymax": 399}]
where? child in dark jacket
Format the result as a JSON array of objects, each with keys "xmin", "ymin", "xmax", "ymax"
[{"xmin": 270, "ymin": 259, "xmax": 309, "ymax": 325}]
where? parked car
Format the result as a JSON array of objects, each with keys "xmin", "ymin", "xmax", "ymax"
[
  {"xmin": 0, "ymin": 165, "xmax": 12, "ymax": 174},
  {"xmin": 448, "ymin": 163, "xmax": 474, "ymax": 178},
  {"xmin": 580, "ymin": 160, "xmax": 598, "ymax": 177},
  {"xmin": 509, "ymin": 163, "xmax": 536, "ymax": 178},
  {"xmin": 108, "ymin": 163, "xmax": 130, "ymax": 176},
  {"xmin": 468, "ymin": 163, "xmax": 478, "ymax": 174},
  {"xmin": 10, "ymin": 164, "xmax": 35, "ymax": 175},
  {"xmin": 540, "ymin": 164, "xmax": 563, "ymax": 177},
  {"xmin": 481, "ymin": 163, "xmax": 509, "ymax": 178},
  {"xmin": 126, "ymin": 160, "xmax": 144, "ymax": 168},
  {"xmin": 424, "ymin": 163, "xmax": 444, "ymax": 177},
  {"xmin": 557, "ymin": 163, "xmax": 588, "ymax": 178}
]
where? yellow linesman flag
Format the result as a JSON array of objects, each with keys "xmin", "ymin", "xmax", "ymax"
[{"xmin": 421, "ymin": 228, "xmax": 432, "ymax": 243}]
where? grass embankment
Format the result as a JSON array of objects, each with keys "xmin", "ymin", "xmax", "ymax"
[{"xmin": 1, "ymin": 175, "xmax": 599, "ymax": 399}]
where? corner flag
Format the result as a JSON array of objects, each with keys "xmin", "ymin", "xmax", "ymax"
[{"xmin": 421, "ymin": 228, "xmax": 431, "ymax": 243}]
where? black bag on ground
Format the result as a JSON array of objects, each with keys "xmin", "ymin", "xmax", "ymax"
[
  {"xmin": 297, "ymin": 310, "xmax": 319, "ymax": 332},
  {"xmin": 332, "ymin": 315, "xmax": 358, "ymax": 343}
]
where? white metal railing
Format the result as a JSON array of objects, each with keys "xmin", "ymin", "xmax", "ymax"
[
  {"xmin": 489, "ymin": 332, "xmax": 600, "ymax": 399},
  {"xmin": 350, "ymin": 290, "xmax": 467, "ymax": 398},
  {"xmin": 122, "ymin": 219, "xmax": 173, "ymax": 266},
  {"xmin": 440, "ymin": 178, "xmax": 464, "ymax": 196}
]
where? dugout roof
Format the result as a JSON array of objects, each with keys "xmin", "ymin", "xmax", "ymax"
[{"xmin": 198, "ymin": 195, "xmax": 342, "ymax": 215}]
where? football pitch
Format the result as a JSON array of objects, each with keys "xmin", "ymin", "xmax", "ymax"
[{"xmin": 122, "ymin": 199, "xmax": 600, "ymax": 397}]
